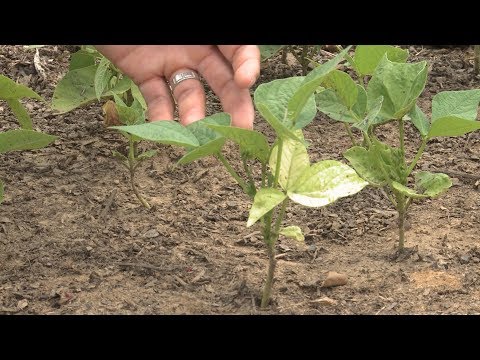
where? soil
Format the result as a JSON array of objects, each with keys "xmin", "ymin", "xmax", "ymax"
[{"xmin": 1, "ymin": 45, "xmax": 480, "ymax": 315}]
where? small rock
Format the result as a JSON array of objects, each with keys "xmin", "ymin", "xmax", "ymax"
[
  {"xmin": 307, "ymin": 244, "xmax": 317, "ymax": 252},
  {"xmin": 321, "ymin": 271, "xmax": 348, "ymax": 288},
  {"xmin": 86, "ymin": 246, "xmax": 93, "ymax": 252},
  {"xmin": 17, "ymin": 299, "xmax": 28, "ymax": 310},
  {"xmin": 144, "ymin": 229, "xmax": 159, "ymax": 238},
  {"xmin": 460, "ymin": 254, "xmax": 471, "ymax": 264}
]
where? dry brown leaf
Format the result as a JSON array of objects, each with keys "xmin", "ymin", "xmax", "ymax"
[
  {"xmin": 102, "ymin": 100, "xmax": 121, "ymax": 127},
  {"xmin": 310, "ymin": 296, "xmax": 337, "ymax": 306},
  {"xmin": 321, "ymin": 271, "xmax": 348, "ymax": 288},
  {"xmin": 17, "ymin": 299, "xmax": 28, "ymax": 310}
]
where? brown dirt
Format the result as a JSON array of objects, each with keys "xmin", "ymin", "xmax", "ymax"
[{"xmin": 1, "ymin": 45, "xmax": 480, "ymax": 315}]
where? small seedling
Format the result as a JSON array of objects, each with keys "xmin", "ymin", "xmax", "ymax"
[
  {"xmin": 0, "ymin": 74, "xmax": 57, "ymax": 204},
  {"xmin": 114, "ymin": 47, "xmax": 367, "ymax": 308},
  {"xmin": 317, "ymin": 47, "xmax": 480, "ymax": 252},
  {"xmin": 259, "ymin": 45, "xmax": 323, "ymax": 75}
]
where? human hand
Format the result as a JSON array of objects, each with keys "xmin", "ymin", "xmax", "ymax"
[{"xmin": 96, "ymin": 45, "xmax": 260, "ymax": 129}]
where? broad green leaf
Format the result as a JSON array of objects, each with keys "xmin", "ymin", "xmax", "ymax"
[
  {"xmin": 352, "ymin": 85, "xmax": 368, "ymax": 118},
  {"xmin": 115, "ymin": 103, "xmax": 144, "ymax": 125},
  {"xmin": 110, "ymin": 121, "xmax": 199, "ymax": 147},
  {"xmin": 353, "ymin": 96, "xmax": 384, "ymax": 132},
  {"xmin": 391, "ymin": 181, "xmax": 427, "ymax": 199},
  {"xmin": 407, "ymin": 104, "xmax": 430, "ymax": 137},
  {"xmin": 254, "ymin": 77, "xmax": 316, "ymax": 130},
  {"xmin": 0, "ymin": 179, "xmax": 3, "ymax": 204},
  {"xmin": 94, "ymin": 57, "xmax": 112, "ymax": 101},
  {"xmin": 415, "ymin": 171, "xmax": 452, "ymax": 197},
  {"xmin": 69, "ymin": 50, "xmax": 96, "ymax": 70},
  {"xmin": 367, "ymin": 56, "xmax": 428, "ymax": 120},
  {"xmin": 288, "ymin": 47, "xmax": 351, "ymax": 128},
  {"xmin": 52, "ymin": 66, "xmax": 131, "ymax": 113},
  {"xmin": 432, "ymin": 89, "xmax": 480, "ymax": 122},
  {"xmin": 177, "ymin": 113, "xmax": 231, "ymax": 164},
  {"xmin": 287, "ymin": 160, "xmax": 367, "ymax": 207},
  {"xmin": 315, "ymin": 89, "xmax": 359, "ymax": 123},
  {"xmin": 354, "ymin": 45, "xmax": 409, "ymax": 76},
  {"xmin": 0, "ymin": 129, "xmax": 57, "ymax": 153},
  {"xmin": 137, "ymin": 149, "xmax": 158, "ymax": 161},
  {"xmin": 178, "ymin": 138, "xmax": 225, "ymax": 165},
  {"xmin": 269, "ymin": 132, "xmax": 310, "ymax": 190},
  {"xmin": 427, "ymin": 116, "xmax": 480, "ymax": 138},
  {"xmin": 371, "ymin": 139, "xmax": 406, "ymax": 183},
  {"xmin": 130, "ymin": 83, "xmax": 147, "ymax": 111},
  {"xmin": 6, "ymin": 99, "xmax": 32, "ymax": 129},
  {"xmin": 255, "ymin": 102, "xmax": 303, "ymax": 142},
  {"xmin": 113, "ymin": 93, "xmax": 127, "ymax": 107},
  {"xmin": 279, "ymin": 226, "xmax": 304, "ymax": 242},
  {"xmin": 247, "ymin": 188, "xmax": 287, "ymax": 227},
  {"xmin": 0, "ymin": 74, "xmax": 42, "ymax": 100},
  {"xmin": 206, "ymin": 124, "xmax": 270, "ymax": 163},
  {"xmin": 343, "ymin": 146, "xmax": 386, "ymax": 186},
  {"xmin": 259, "ymin": 45, "xmax": 285, "ymax": 61},
  {"xmin": 322, "ymin": 70, "xmax": 358, "ymax": 109}
]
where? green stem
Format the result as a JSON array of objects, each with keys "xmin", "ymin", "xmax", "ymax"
[
  {"xmin": 273, "ymin": 139, "xmax": 284, "ymax": 188},
  {"xmin": 344, "ymin": 123, "xmax": 358, "ymax": 146},
  {"xmin": 406, "ymin": 138, "xmax": 427, "ymax": 176},
  {"xmin": 399, "ymin": 118, "xmax": 405, "ymax": 157},
  {"xmin": 396, "ymin": 192, "xmax": 407, "ymax": 250},
  {"xmin": 217, "ymin": 152, "xmax": 250, "ymax": 195},
  {"xmin": 260, "ymin": 198, "xmax": 289, "ymax": 309},
  {"xmin": 261, "ymin": 163, "xmax": 267, "ymax": 188},
  {"xmin": 128, "ymin": 138, "xmax": 151, "ymax": 209},
  {"xmin": 242, "ymin": 156, "xmax": 256, "ymax": 194}
]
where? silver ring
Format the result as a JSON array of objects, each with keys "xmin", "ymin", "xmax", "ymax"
[{"xmin": 169, "ymin": 70, "xmax": 200, "ymax": 92}]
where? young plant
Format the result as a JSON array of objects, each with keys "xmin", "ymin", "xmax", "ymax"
[
  {"xmin": 259, "ymin": 45, "xmax": 323, "ymax": 75},
  {"xmin": 113, "ymin": 47, "xmax": 368, "ymax": 308},
  {"xmin": 0, "ymin": 74, "xmax": 57, "ymax": 204},
  {"xmin": 317, "ymin": 50, "xmax": 480, "ymax": 252},
  {"xmin": 52, "ymin": 47, "xmax": 162, "ymax": 208}
]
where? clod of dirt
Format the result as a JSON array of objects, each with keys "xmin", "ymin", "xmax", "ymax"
[
  {"xmin": 144, "ymin": 229, "xmax": 160, "ymax": 238},
  {"xmin": 460, "ymin": 254, "xmax": 471, "ymax": 264},
  {"xmin": 321, "ymin": 271, "xmax": 348, "ymax": 288}
]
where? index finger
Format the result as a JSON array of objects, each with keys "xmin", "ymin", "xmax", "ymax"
[{"xmin": 218, "ymin": 45, "xmax": 260, "ymax": 89}]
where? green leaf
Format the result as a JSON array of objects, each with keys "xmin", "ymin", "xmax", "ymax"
[
  {"xmin": 391, "ymin": 181, "xmax": 427, "ymax": 199},
  {"xmin": 112, "ymin": 150, "xmax": 127, "ymax": 162},
  {"xmin": 255, "ymin": 102, "xmax": 303, "ymax": 142},
  {"xmin": 259, "ymin": 45, "xmax": 285, "ymax": 61},
  {"xmin": 279, "ymin": 226, "xmax": 304, "ymax": 242},
  {"xmin": 321, "ymin": 70, "xmax": 358, "ymax": 109},
  {"xmin": 343, "ymin": 146, "xmax": 386, "ymax": 186},
  {"xmin": 367, "ymin": 55, "xmax": 428, "ymax": 120},
  {"xmin": 315, "ymin": 90, "xmax": 359, "ymax": 123},
  {"xmin": 6, "ymin": 99, "xmax": 33, "ymax": 129},
  {"xmin": 288, "ymin": 46, "xmax": 351, "ymax": 128},
  {"xmin": 432, "ymin": 89, "xmax": 480, "ymax": 122},
  {"xmin": 269, "ymin": 132, "xmax": 310, "ymax": 190},
  {"xmin": 130, "ymin": 83, "xmax": 147, "ymax": 111},
  {"xmin": 0, "ymin": 74, "xmax": 42, "ymax": 100},
  {"xmin": 247, "ymin": 188, "xmax": 287, "ymax": 227},
  {"xmin": 415, "ymin": 171, "xmax": 452, "ymax": 197},
  {"xmin": 427, "ymin": 116, "xmax": 480, "ymax": 138},
  {"xmin": 177, "ymin": 113, "xmax": 231, "ymax": 164},
  {"xmin": 52, "ymin": 65, "xmax": 130, "ymax": 113},
  {"xmin": 206, "ymin": 124, "xmax": 270, "ymax": 163},
  {"xmin": 115, "ymin": 103, "xmax": 144, "ymax": 125},
  {"xmin": 69, "ymin": 50, "xmax": 96, "ymax": 70},
  {"xmin": 287, "ymin": 160, "xmax": 367, "ymax": 207},
  {"xmin": 407, "ymin": 104, "xmax": 430, "ymax": 137},
  {"xmin": 254, "ymin": 77, "xmax": 317, "ymax": 130},
  {"xmin": 353, "ymin": 96, "xmax": 384, "ymax": 132},
  {"xmin": 0, "ymin": 129, "xmax": 57, "ymax": 153},
  {"xmin": 353, "ymin": 45, "xmax": 409, "ymax": 76},
  {"xmin": 94, "ymin": 57, "xmax": 112, "ymax": 101},
  {"xmin": 371, "ymin": 139, "xmax": 406, "ymax": 183},
  {"xmin": 137, "ymin": 149, "xmax": 158, "ymax": 161},
  {"xmin": 0, "ymin": 179, "xmax": 3, "ymax": 204},
  {"xmin": 110, "ymin": 121, "xmax": 199, "ymax": 147},
  {"xmin": 352, "ymin": 85, "xmax": 368, "ymax": 118}
]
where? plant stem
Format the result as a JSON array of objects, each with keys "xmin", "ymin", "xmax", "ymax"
[
  {"xmin": 406, "ymin": 138, "xmax": 427, "ymax": 176},
  {"xmin": 399, "ymin": 118, "xmax": 405, "ymax": 156},
  {"xmin": 128, "ymin": 138, "xmax": 151, "ymax": 209},
  {"xmin": 301, "ymin": 46, "xmax": 309, "ymax": 75},
  {"xmin": 396, "ymin": 192, "xmax": 407, "ymax": 251},
  {"xmin": 242, "ymin": 156, "xmax": 256, "ymax": 194},
  {"xmin": 261, "ymin": 163, "xmax": 266, "ymax": 188},
  {"xmin": 216, "ymin": 152, "xmax": 250, "ymax": 195},
  {"xmin": 273, "ymin": 139, "xmax": 284, "ymax": 188},
  {"xmin": 260, "ymin": 198, "xmax": 288, "ymax": 309},
  {"xmin": 344, "ymin": 123, "xmax": 357, "ymax": 146}
]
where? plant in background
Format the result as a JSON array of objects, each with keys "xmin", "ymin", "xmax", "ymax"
[
  {"xmin": 259, "ymin": 45, "xmax": 323, "ymax": 75},
  {"xmin": 113, "ymin": 47, "xmax": 368, "ymax": 308},
  {"xmin": 0, "ymin": 75, "xmax": 57, "ymax": 204},
  {"xmin": 52, "ymin": 47, "xmax": 164, "ymax": 208},
  {"xmin": 475, "ymin": 45, "xmax": 480, "ymax": 75},
  {"xmin": 316, "ymin": 47, "xmax": 480, "ymax": 253}
]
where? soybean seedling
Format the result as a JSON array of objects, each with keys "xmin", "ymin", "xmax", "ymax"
[{"xmin": 114, "ymin": 47, "xmax": 368, "ymax": 308}]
